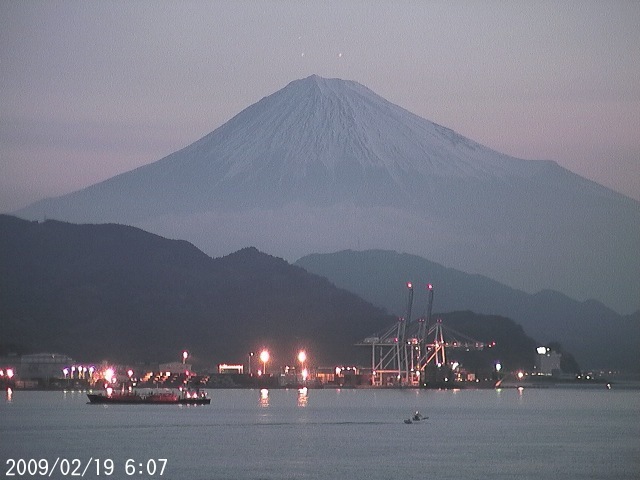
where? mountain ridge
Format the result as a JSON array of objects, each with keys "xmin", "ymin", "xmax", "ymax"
[
  {"xmin": 295, "ymin": 249, "xmax": 639, "ymax": 370},
  {"xmin": 0, "ymin": 215, "xmax": 579, "ymax": 374}
]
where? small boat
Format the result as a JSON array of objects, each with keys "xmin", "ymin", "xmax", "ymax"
[
  {"xmin": 87, "ymin": 390, "xmax": 210, "ymax": 405},
  {"xmin": 412, "ymin": 411, "xmax": 427, "ymax": 421}
]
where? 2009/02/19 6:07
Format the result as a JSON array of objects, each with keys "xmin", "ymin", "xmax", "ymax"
[{"xmin": 5, "ymin": 458, "xmax": 168, "ymax": 477}]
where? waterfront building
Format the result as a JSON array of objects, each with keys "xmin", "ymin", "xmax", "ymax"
[
  {"xmin": 535, "ymin": 347, "xmax": 562, "ymax": 376},
  {"xmin": 17, "ymin": 353, "xmax": 76, "ymax": 381},
  {"xmin": 158, "ymin": 361, "xmax": 192, "ymax": 374},
  {"xmin": 218, "ymin": 364, "xmax": 244, "ymax": 374}
]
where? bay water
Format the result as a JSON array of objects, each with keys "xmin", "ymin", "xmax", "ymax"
[{"xmin": 1, "ymin": 387, "xmax": 638, "ymax": 479}]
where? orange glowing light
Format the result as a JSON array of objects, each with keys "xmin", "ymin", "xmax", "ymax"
[{"xmin": 260, "ymin": 350, "xmax": 269, "ymax": 375}]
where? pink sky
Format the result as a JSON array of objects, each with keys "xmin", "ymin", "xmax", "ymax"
[{"xmin": 1, "ymin": 1, "xmax": 638, "ymax": 212}]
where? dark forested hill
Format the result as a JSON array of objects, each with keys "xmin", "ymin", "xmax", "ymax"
[
  {"xmin": 0, "ymin": 215, "xmax": 394, "ymax": 367},
  {"xmin": 0, "ymin": 216, "xmax": 555, "ymax": 373},
  {"xmin": 434, "ymin": 311, "xmax": 579, "ymax": 375}
]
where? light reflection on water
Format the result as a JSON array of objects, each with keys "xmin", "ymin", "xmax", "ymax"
[
  {"xmin": 297, "ymin": 387, "xmax": 308, "ymax": 407},
  {"xmin": 1, "ymin": 388, "xmax": 638, "ymax": 480},
  {"xmin": 259, "ymin": 388, "xmax": 269, "ymax": 408}
]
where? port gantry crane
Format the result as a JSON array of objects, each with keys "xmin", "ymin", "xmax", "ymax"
[{"xmin": 357, "ymin": 283, "xmax": 486, "ymax": 387}]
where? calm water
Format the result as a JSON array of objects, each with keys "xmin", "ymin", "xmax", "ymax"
[{"xmin": 1, "ymin": 387, "xmax": 638, "ymax": 480}]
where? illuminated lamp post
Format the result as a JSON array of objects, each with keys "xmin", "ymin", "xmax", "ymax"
[
  {"xmin": 126, "ymin": 369, "xmax": 134, "ymax": 391},
  {"xmin": 248, "ymin": 352, "xmax": 254, "ymax": 375},
  {"xmin": 104, "ymin": 368, "xmax": 115, "ymax": 384},
  {"xmin": 298, "ymin": 350, "xmax": 307, "ymax": 384},
  {"xmin": 260, "ymin": 350, "xmax": 270, "ymax": 376},
  {"xmin": 182, "ymin": 351, "xmax": 188, "ymax": 365}
]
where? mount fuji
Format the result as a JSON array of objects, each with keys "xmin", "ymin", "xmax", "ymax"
[{"xmin": 15, "ymin": 75, "xmax": 640, "ymax": 313}]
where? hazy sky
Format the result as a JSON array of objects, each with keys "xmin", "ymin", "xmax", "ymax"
[{"xmin": 1, "ymin": 0, "xmax": 639, "ymax": 212}]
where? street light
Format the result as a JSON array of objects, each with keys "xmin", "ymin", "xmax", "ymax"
[
  {"xmin": 182, "ymin": 351, "xmax": 188, "ymax": 365},
  {"xmin": 298, "ymin": 350, "xmax": 307, "ymax": 384},
  {"xmin": 260, "ymin": 350, "xmax": 269, "ymax": 376},
  {"xmin": 248, "ymin": 352, "xmax": 254, "ymax": 375},
  {"xmin": 104, "ymin": 368, "xmax": 115, "ymax": 384}
]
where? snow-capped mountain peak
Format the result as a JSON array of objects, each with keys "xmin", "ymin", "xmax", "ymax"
[
  {"xmin": 14, "ymin": 75, "xmax": 640, "ymax": 313},
  {"xmin": 168, "ymin": 75, "xmax": 537, "ymax": 194}
]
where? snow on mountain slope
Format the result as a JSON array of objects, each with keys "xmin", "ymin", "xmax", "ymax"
[
  {"xmin": 14, "ymin": 75, "xmax": 640, "ymax": 313},
  {"xmin": 19, "ymin": 75, "xmax": 553, "ymax": 217},
  {"xmin": 203, "ymin": 74, "xmax": 529, "ymax": 179}
]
